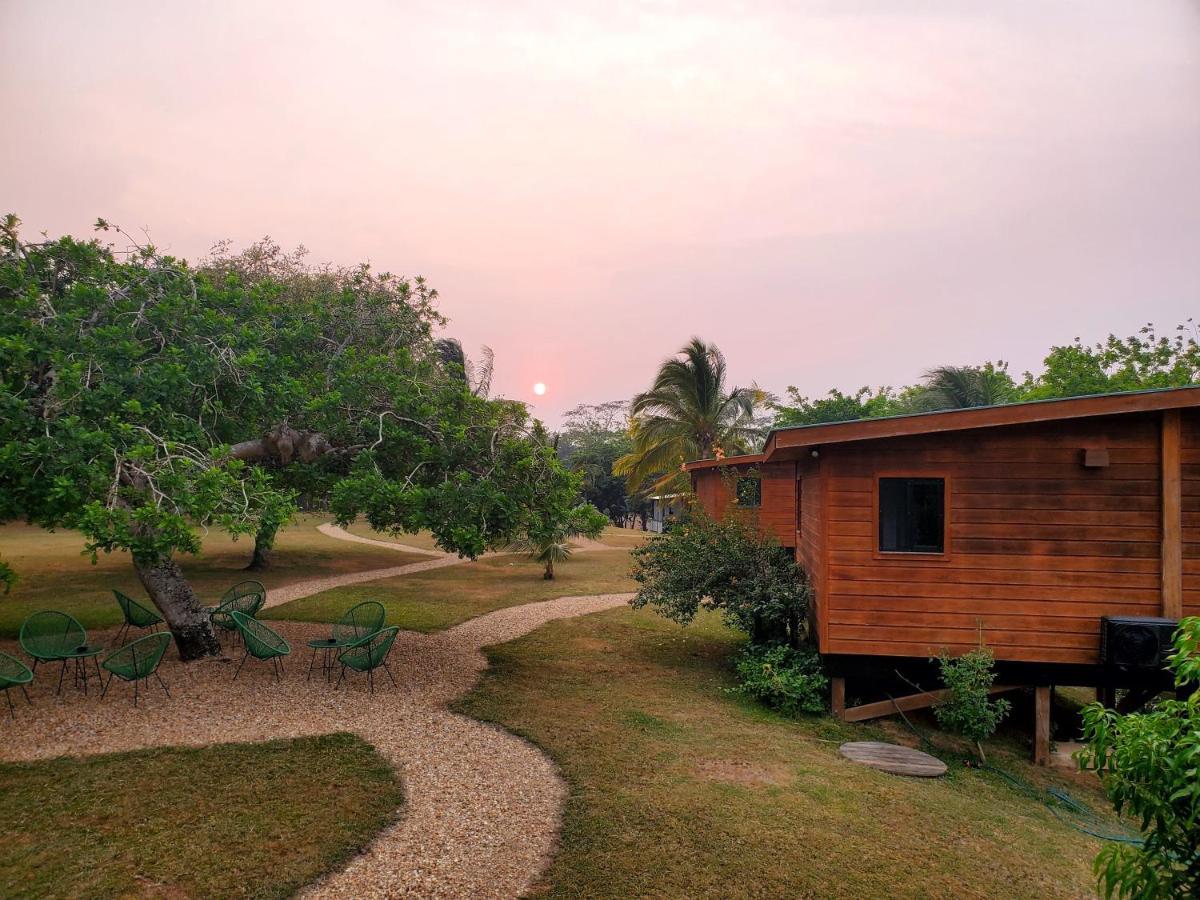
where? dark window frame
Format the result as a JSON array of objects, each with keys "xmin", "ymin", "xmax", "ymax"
[
  {"xmin": 735, "ymin": 476, "xmax": 762, "ymax": 508},
  {"xmin": 872, "ymin": 473, "xmax": 951, "ymax": 559}
]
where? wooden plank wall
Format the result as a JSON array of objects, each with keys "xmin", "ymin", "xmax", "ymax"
[
  {"xmin": 692, "ymin": 468, "xmax": 731, "ymax": 517},
  {"xmin": 821, "ymin": 413, "xmax": 1164, "ymax": 664},
  {"xmin": 759, "ymin": 462, "xmax": 798, "ymax": 549},
  {"xmin": 692, "ymin": 463, "xmax": 797, "ymax": 548},
  {"xmin": 797, "ymin": 456, "xmax": 824, "ymax": 631},
  {"xmin": 1180, "ymin": 410, "xmax": 1200, "ymax": 618}
]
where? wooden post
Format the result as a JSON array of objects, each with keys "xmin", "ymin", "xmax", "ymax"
[
  {"xmin": 1034, "ymin": 686, "xmax": 1051, "ymax": 766},
  {"xmin": 1162, "ymin": 409, "xmax": 1183, "ymax": 619},
  {"xmin": 831, "ymin": 677, "xmax": 846, "ymax": 721}
]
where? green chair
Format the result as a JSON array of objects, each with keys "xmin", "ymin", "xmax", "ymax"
[
  {"xmin": 336, "ymin": 626, "xmax": 400, "ymax": 694},
  {"xmin": 0, "ymin": 652, "xmax": 33, "ymax": 718},
  {"xmin": 306, "ymin": 601, "xmax": 386, "ymax": 682},
  {"xmin": 209, "ymin": 581, "xmax": 267, "ymax": 644},
  {"xmin": 18, "ymin": 610, "xmax": 105, "ymax": 695},
  {"xmin": 230, "ymin": 611, "xmax": 290, "ymax": 682},
  {"xmin": 113, "ymin": 590, "xmax": 164, "ymax": 646},
  {"xmin": 100, "ymin": 632, "xmax": 173, "ymax": 707}
]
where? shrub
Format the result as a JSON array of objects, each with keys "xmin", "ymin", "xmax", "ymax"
[
  {"xmin": 733, "ymin": 643, "xmax": 828, "ymax": 716},
  {"xmin": 933, "ymin": 648, "xmax": 1010, "ymax": 763},
  {"xmin": 1077, "ymin": 617, "xmax": 1200, "ymax": 899},
  {"xmin": 629, "ymin": 507, "xmax": 809, "ymax": 646}
]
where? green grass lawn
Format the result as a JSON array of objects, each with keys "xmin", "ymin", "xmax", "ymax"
[
  {"xmin": 0, "ymin": 516, "xmax": 426, "ymax": 637},
  {"xmin": 598, "ymin": 525, "xmax": 651, "ymax": 548},
  {"xmin": 265, "ymin": 549, "xmax": 636, "ymax": 632},
  {"xmin": 342, "ymin": 521, "xmax": 448, "ymax": 552},
  {"xmin": 343, "ymin": 521, "xmax": 650, "ymax": 552},
  {"xmin": 457, "ymin": 607, "xmax": 1114, "ymax": 899},
  {"xmin": 0, "ymin": 733, "xmax": 402, "ymax": 899}
]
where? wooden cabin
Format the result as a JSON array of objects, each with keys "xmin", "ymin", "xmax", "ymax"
[{"xmin": 686, "ymin": 388, "xmax": 1200, "ymax": 761}]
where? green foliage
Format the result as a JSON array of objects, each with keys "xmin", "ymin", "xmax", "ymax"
[
  {"xmin": 630, "ymin": 508, "xmax": 809, "ymax": 646},
  {"xmin": 773, "ymin": 386, "xmax": 906, "ymax": 427},
  {"xmin": 1077, "ymin": 617, "xmax": 1200, "ymax": 899},
  {"xmin": 933, "ymin": 648, "xmax": 1011, "ymax": 762},
  {"xmin": 771, "ymin": 364, "xmax": 1016, "ymax": 427},
  {"xmin": 0, "ymin": 225, "xmax": 291, "ymax": 568},
  {"xmin": 917, "ymin": 362, "xmax": 1017, "ymax": 410},
  {"xmin": 1022, "ymin": 323, "xmax": 1200, "ymax": 400},
  {"xmin": 1, "ymin": 220, "xmax": 588, "ymax": 576},
  {"xmin": 507, "ymin": 501, "xmax": 608, "ymax": 579},
  {"xmin": 557, "ymin": 400, "xmax": 647, "ymax": 525},
  {"xmin": 732, "ymin": 642, "xmax": 828, "ymax": 716},
  {"xmin": 615, "ymin": 338, "xmax": 767, "ymax": 493},
  {"xmin": 770, "ymin": 322, "xmax": 1200, "ymax": 434}
]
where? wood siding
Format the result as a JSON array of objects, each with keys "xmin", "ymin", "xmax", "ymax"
[
  {"xmin": 692, "ymin": 462, "xmax": 797, "ymax": 548},
  {"xmin": 796, "ymin": 456, "xmax": 825, "ymax": 638},
  {"xmin": 690, "ymin": 404, "xmax": 1198, "ymax": 668},
  {"xmin": 822, "ymin": 413, "xmax": 1165, "ymax": 664},
  {"xmin": 759, "ymin": 462, "xmax": 797, "ymax": 548},
  {"xmin": 1181, "ymin": 411, "xmax": 1200, "ymax": 618}
]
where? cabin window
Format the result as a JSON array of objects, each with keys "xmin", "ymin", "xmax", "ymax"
[
  {"xmin": 735, "ymin": 476, "xmax": 761, "ymax": 508},
  {"xmin": 878, "ymin": 477, "xmax": 945, "ymax": 554}
]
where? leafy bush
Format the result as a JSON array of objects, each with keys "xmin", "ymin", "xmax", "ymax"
[
  {"xmin": 933, "ymin": 649, "xmax": 1010, "ymax": 763},
  {"xmin": 1077, "ymin": 617, "xmax": 1200, "ymax": 899},
  {"xmin": 630, "ymin": 508, "xmax": 809, "ymax": 646},
  {"xmin": 732, "ymin": 643, "xmax": 828, "ymax": 716}
]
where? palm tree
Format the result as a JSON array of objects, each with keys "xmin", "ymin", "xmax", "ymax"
[
  {"xmin": 614, "ymin": 338, "xmax": 765, "ymax": 493},
  {"xmin": 509, "ymin": 504, "xmax": 606, "ymax": 580},
  {"xmin": 917, "ymin": 364, "xmax": 1017, "ymax": 410}
]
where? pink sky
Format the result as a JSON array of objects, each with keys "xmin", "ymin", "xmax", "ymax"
[{"xmin": 3, "ymin": 1, "xmax": 1199, "ymax": 426}]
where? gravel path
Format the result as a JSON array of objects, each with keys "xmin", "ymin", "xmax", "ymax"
[
  {"xmin": 264, "ymin": 524, "xmax": 619, "ymax": 611},
  {"xmin": 317, "ymin": 523, "xmax": 450, "ymax": 557},
  {"xmin": 1, "ymin": 592, "xmax": 634, "ymax": 898}
]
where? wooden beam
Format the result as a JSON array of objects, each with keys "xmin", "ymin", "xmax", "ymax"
[
  {"xmin": 831, "ymin": 677, "xmax": 846, "ymax": 721},
  {"xmin": 842, "ymin": 684, "xmax": 1017, "ymax": 724},
  {"xmin": 1034, "ymin": 686, "xmax": 1051, "ymax": 766},
  {"xmin": 1162, "ymin": 409, "xmax": 1183, "ymax": 619}
]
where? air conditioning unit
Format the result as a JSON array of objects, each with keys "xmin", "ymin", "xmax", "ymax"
[{"xmin": 1100, "ymin": 616, "xmax": 1179, "ymax": 671}]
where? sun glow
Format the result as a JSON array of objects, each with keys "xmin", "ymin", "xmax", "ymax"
[{"xmin": 533, "ymin": 382, "xmax": 546, "ymax": 396}]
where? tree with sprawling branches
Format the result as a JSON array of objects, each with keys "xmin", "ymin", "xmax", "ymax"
[{"xmin": 0, "ymin": 217, "xmax": 585, "ymax": 659}]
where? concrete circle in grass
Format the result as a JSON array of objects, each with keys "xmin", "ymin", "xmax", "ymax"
[{"xmin": 838, "ymin": 741, "xmax": 948, "ymax": 777}]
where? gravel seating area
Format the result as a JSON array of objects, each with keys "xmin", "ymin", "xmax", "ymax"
[{"xmin": 2, "ymin": 592, "xmax": 633, "ymax": 898}]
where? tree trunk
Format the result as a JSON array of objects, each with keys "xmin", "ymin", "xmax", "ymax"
[
  {"xmin": 544, "ymin": 559, "xmax": 555, "ymax": 580},
  {"xmin": 245, "ymin": 522, "xmax": 278, "ymax": 571},
  {"xmin": 133, "ymin": 555, "xmax": 222, "ymax": 660}
]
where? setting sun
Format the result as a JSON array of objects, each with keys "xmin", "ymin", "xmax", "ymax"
[{"xmin": 532, "ymin": 382, "xmax": 546, "ymax": 396}]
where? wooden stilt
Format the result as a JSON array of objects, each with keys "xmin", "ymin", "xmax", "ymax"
[
  {"xmin": 1034, "ymin": 686, "xmax": 1051, "ymax": 766},
  {"xmin": 831, "ymin": 677, "xmax": 846, "ymax": 721}
]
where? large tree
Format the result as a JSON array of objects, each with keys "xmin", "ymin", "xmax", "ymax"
[
  {"xmin": 614, "ymin": 339, "xmax": 766, "ymax": 493},
  {"xmin": 557, "ymin": 400, "xmax": 648, "ymax": 526},
  {"xmin": 0, "ymin": 218, "xmax": 585, "ymax": 659}
]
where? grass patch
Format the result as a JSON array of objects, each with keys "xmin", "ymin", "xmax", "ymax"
[
  {"xmin": 265, "ymin": 550, "xmax": 635, "ymax": 632},
  {"xmin": 343, "ymin": 522, "xmax": 649, "ymax": 552},
  {"xmin": 457, "ymin": 607, "xmax": 1113, "ymax": 899},
  {"xmin": 597, "ymin": 526, "xmax": 651, "ymax": 549},
  {"xmin": 341, "ymin": 522, "xmax": 447, "ymax": 552},
  {"xmin": 0, "ymin": 732, "xmax": 402, "ymax": 899},
  {"xmin": 0, "ymin": 516, "xmax": 425, "ymax": 637}
]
